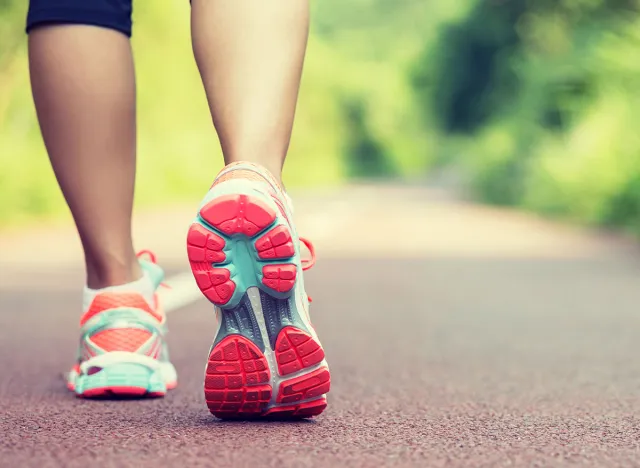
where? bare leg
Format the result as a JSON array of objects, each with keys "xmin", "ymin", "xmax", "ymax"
[
  {"xmin": 191, "ymin": 0, "xmax": 310, "ymax": 185},
  {"xmin": 29, "ymin": 25, "xmax": 140, "ymax": 288}
]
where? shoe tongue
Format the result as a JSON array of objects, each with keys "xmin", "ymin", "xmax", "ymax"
[{"xmin": 140, "ymin": 259, "xmax": 164, "ymax": 289}]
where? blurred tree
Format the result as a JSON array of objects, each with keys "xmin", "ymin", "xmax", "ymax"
[
  {"xmin": 413, "ymin": 0, "xmax": 524, "ymax": 133},
  {"xmin": 341, "ymin": 97, "xmax": 394, "ymax": 178},
  {"xmin": 0, "ymin": 0, "xmax": 25, "ymax": 67},
  {"xmin": 413, "ymin": 0, "xmax": 640, "ymax": 234}
]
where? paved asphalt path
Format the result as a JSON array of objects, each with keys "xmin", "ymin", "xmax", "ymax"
[{"xmin": 1, "ymin": 185, "xmax": 640, "ymax": 467}]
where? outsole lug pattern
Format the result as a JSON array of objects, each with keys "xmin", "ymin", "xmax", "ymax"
[
  {"xmin": 275, "ymin": 327, "xmax": 326, "ymax": 376},
  {"xmin": 262, "ymin": 264, "xmax": 297, "ymax": 293},
  {"xmin": 200, "ymin": 194, "xmax": 275, "ymax": 237},
  {"xmin": 255, "ymin": 225, "xmax": 295, "ymax": 260},
  {"xmin": 277, "ymin": 367, "xmax": 331, "ymax": 404},
  {"xmin": 187, "ymin": 223, "xmax": 235, "ymax": 305},
  {"xmin": 263, "ymin": 398, "xmax": 328, "ymax": 418},
  {"xmin": 188, "ymin": 194, "xmax": 299, "ymax": 306},
  {"xmin": 205, "ymin": 336, "xmax": 272, "ymax": 417}
]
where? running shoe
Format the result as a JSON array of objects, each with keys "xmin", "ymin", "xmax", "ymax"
[
  {"xmin": 67, "ymin": 252, "xmax": 178, "ymax": 398},
  {"xmin": 187, "ymin": 162, "xmax": 330, "ymax": 418}
]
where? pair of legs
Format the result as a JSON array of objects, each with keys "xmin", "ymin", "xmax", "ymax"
[{"xmin": 28, "ymin": 0, "xmax": 309, "ymax": 289}]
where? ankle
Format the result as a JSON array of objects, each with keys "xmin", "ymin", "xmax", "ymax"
[
  {"xmin": 259, "ymin": 161, "xmax": 284, "ymax": 188},
  {"xmin": 85, "ymin": 252, "xmax": 142, "ymax": 289},
  {"xmin": 221, "ymin": 159, "xmax": 284, "ymax": 189}
]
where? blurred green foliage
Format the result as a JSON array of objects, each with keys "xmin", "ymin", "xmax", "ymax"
[
  {"xmin": 3, "ymin": 0, "xmax": 640, "ymax": 235},
  {"xmin": 415, "ymin": 0, "xmax": 640, "ymax": 234},
  {"xmin": 0, "ymin": 0, "xmax": 442, "ymax": 226}
]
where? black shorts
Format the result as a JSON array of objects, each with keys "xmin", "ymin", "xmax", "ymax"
[{"xmin": 26, "ymin": 0, "xmax": 134, "ymax": 37}]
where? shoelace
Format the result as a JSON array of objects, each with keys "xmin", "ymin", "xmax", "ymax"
[
  {"xmin": 300, "ymin": 237, "xmax": 316, "ymax": 271},
  {"xmin": 300, "ymin": 238, "xmax": 316, "ymax": 303},
  {"xmin": 136, "ymin": 249, "xmax": 157, "ymax": 263},
  {"xmin": 136, "ymin": 250, "xmax": 171, "ymax": 289}
]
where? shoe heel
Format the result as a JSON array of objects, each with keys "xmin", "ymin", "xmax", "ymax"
[{"xmin": 75, "ymin": 363, "xmax": 166, "ymax": 398}]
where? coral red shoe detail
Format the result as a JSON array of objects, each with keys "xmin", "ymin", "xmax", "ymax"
[
  {"xmin": 187, "ymin": 223, "xmax": 226, "ymax": 264},
  {"xmin": 200, "ymin": 279, "xmax": 236, "ymax": 306},
  {"xmin": 274, "ymin": 327, "xmax": 326, "ymax": 376},
  {"xmin": 90, "ymin": 328, "xmax": 153, "ymax": 353},
  {"xmin": 276, "ymin": 367, "xmax": 330, "ymax": 404},
  {"xmin": 80, "ymin": 386, "xmax": 160, "ymax": 398},
  {"xmin": 263, "ymin": 398, "xmax": 328, "ymax": 418},
  {"xmin": 199, "ymin": 194, "xmax": 275, "ymax": 237},
  {"xmin": 80, "ymin": 293, "xmax": 162, "ymax": 326},
  {"xmin": 144, "ymin": 336, "xmax": 163, "ymax": 359},
  {"xmin": 262, "ymin": 264, "xmax": 297, "ymax": 293},
  {"xmin": 295, "ymin": 399, "xmax": 328, "ymax": 417},
  {"xmin": 300, "ymin": 237, "xmax": 317, "ymax": 271},
  {"xmin": 255, "ymin": 225, "xmax": 295, "ymax": 260},
  {"xmin": 187, "ymin": 224, "xmax": 236, "ymax": 306},
  {"xmin": 165, "ymin": 380, "xmax": 178, "ymax": 390},
  {"xmin": 205, "ymin": 336, "xmax": 272, "ymax": 417}
]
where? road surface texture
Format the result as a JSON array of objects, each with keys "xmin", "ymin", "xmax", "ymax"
[{"xmin": 1, "ymin": 184, "xmax": 640, "ymax": 467}]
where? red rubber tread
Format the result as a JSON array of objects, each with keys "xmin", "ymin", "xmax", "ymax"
[
  {"xmin": 80, "ymin": 386, "xmax": 162, "ymax": 398},
  {"xmin": 205, "ymin": 336, "xmax": 272, "ymax": 417},
  {"xmin": 199, "ymin": 194, "xmax": 276, "ymax": 237},
  {"xmin": 255, "ymin": 225, "xmax": 295, "ymax": 260},
  {"xmin": 263, "ymin": 398, "xmax": 328, "ymax": 418},
  {"xmin": 262, "ymin": 264, "xmax": 297, "ymax": 293},
  {"xmin": 187, "ymin": 223, "xmax": 236, "ymax": 306},
  {"xmin": 187, "ymin": 223, "xmax": 226, "ymax": 262},
  {"xmin": 276, "ymin": 367, "xmax": 330, "ymax": 404},
  {"xmin": 274, "ymin": 327, "xmax": 326, "ymax": 376}
]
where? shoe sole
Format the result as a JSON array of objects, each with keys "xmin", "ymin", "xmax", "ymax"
[
  {"xmin": 187, "ymin": 192, "xmax": 330, "ymax": 419},
  {"xmin": 69, "ymin": 360, "xmax": 177, "ymax": 398}
]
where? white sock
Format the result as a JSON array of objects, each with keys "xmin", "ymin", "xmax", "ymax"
[{"xmin": 82, "ymin": 271, "xmax": 156, "ymax": 311}]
